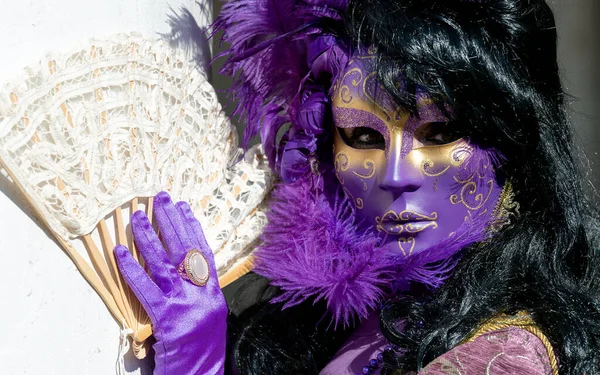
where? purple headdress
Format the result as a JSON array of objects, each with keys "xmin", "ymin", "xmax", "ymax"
[{"xmin": 214, "ymin": 0, "xmax": 349, "ymax": 179}]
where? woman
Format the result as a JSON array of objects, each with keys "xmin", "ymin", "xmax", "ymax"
[{"xmin": 114, "ymin": 0, "xmax": 600, "ymax": 373}]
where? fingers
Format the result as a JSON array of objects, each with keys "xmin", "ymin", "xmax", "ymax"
[
  {"xmin": 154, "ymin": 191, "xmax": 193, "ymax": 264},
  {"xmin": 175, "ymin": 200, "xmax": 215, "ymax": 267},
  {"xmin": 113, "ymin": 245, "xmax": 163, "ymax": 313},
  {"xmin": 131, "ymin": 210, "xmax": 177, "ymax": 294}
]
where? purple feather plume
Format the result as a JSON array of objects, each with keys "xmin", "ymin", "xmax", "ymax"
[{"xmin": 214, "ymin": 0, "xmax": 349, "ymax": 158}]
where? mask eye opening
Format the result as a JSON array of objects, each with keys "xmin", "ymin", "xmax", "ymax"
[
  {"xmin": 336, "ymin": 126, "xmax": 386, "ymax": 150},
  {"xmin": 414, "ymin": 122, "xmax": 463, "ymax": 146}
]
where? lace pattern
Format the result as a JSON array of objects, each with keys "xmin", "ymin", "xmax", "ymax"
[{"xmin": 0, "ymin": 33, "xmax": 273, "ymax": 274}]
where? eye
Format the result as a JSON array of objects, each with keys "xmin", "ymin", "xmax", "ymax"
[
  {"xmin": 414, "ymin": 122, "xmax": 462, "ymax": 146},
  {"xmin": 337, "ymin": 126, "xmax": 385, "ymax": 150}
]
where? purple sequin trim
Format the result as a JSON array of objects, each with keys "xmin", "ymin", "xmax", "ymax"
[{"xmin": 333, "ymin": 107, "xmax": 391, "ymax": 152}]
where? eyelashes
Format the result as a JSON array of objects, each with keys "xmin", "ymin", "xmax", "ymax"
[
  {"xmin": 332, "ymin": 105, "xmax": 462, "ymax": 151},
  {"xmin": 338, "ymin": 126, "xmax": 386, "ymax": 150},
  {"xmin": 414, "ymin": 122, "xmax": 463, "ymax": 146},
  {"xmin": 337, "ymin": 122, "xmax": 462, "ymax": 151}
]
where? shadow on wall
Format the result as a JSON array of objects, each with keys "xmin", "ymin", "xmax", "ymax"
[
  {"xmin": 158, "ymin": 0, "xmax": 245, "ymax": 141},
  {"xmin": 211, "ymin": 0, "xmax": 245, "ymax": 141},
  {"xmin": 159, "ymin": 1, "xmax": 213, "ymax": 82}
]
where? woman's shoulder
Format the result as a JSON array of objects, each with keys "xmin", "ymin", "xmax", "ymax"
[{"xmin": 420, "ymin": 313, "xmax": 557, "ymax": 375}]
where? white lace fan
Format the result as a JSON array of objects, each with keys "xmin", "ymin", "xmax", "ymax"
[{"xmin": 0, "ymin": 34, "xmax": 273, "ymax": 358}]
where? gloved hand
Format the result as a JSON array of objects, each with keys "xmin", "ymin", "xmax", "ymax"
[{"xmin": 114, "ymin": 191, "xmax": 227, "ymax": 375}]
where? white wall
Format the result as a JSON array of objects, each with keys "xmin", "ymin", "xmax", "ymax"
[
  {"xmin": 550, "ymin": 0, "xmax": 600, "ymax": 187},
  {"xmin": 0, "ymin": 1, "xmax": 212, "ymax": 374}
]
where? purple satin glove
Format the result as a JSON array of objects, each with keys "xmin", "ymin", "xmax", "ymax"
[{"xmin": 114, "ymin": 192, "xmax": 227, "ymax": 375}]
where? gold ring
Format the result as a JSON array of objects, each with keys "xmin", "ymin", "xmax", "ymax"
[{"xmin": 177, "ymin": 249, "xmax": 210, "ymax": 286}]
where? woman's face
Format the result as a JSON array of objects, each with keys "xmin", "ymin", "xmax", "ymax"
[{"xmin": 332, "ymin": 56, "xmax": 503, "ymax": 256}]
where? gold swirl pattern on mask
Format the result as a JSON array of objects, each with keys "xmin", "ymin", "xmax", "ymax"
[
  {"xmin": 415, "ymin": 141, "xmax": 471, "ymax": 177},
  {"xmin": 343, "ymin": 187, "xmax": 364, "ymax": 209},
  {"xmin": 339, "ymin": 67, "xmax": 364, "ymax": 104},
  {"xmin": 356, "ymin": 198, "xmax": 364, "ymax": 209},
  {"xmin": 334, "ymin": 152, "xmax": 350, "ymax": 184},
  {"xmin": 451, "ymin": 144, "xmax": 473, "ymax": 165},
  {"xmin": 405, "ymin": 221, "xmax": 438, "ymax": 233},
  {"xmin": 363, "ymin": 71, "xmax": 393, "ymax": 121},
  {"xmin": 352, "ymin": 159, "xmax": 376, "ymax": 191},
  {"xmin": 351, "ymin": 48, "xmax": 379, "ymax": 62},
  {"xmin": 452, "ymin": 164, "xmax": 491, "ymax": 184},
  {"xmin": 386, "ymin": 224, "xmax": 405, "ymax": 235},
  {"xmin": 450, "ymin": 178, "xmax": 495, "ymax": 211},
  {"xmin": 375, "ymin": 210, "xmax": 438, "ymax": 234},
  {"xmin": 398, "ymin": 237, "xmax": 416, "ymax": 257},
  {"xmin": 421, "ymin": 161, "xmax": 451, "ymax": 177}
]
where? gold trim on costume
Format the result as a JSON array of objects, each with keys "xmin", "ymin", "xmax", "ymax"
[
  {"xmin": 490, "ymin": 180, "xmax": 521, "ymax": 232},
  {"xmin": 463, "ymin": 312, "xmax": 559, "ymax": 375}
]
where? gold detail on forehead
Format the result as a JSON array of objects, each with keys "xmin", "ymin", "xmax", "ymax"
[
  {"xmin": 334, "ymin": 152, "xmax": 350, "ymax": 184},
  {"xmin": 398, "ymin": 237, "xmax": 416, "ymax": 257},
  {"xmin": 339, "ymin": 67, "xmax": 364, "ymax": 104},
  {"xmin": 363, "ymin": 71, "xmax": 394, "ymax": 121},
  {"xmin": 352, "ymin": 159, "xmax": 376, "ymax": 191},
  {"xmin": 391, "ymin": 124, "xmax": 404, "ymax": 135}
]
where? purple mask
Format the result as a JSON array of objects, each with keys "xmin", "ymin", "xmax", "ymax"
[{"xmin": 332, "ymin": 53, "xmax": 504, "ymax": 256}]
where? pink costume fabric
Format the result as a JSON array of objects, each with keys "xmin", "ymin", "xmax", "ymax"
[
  {"xmin": 420, "ymin": 327, "xmax": 553, "ymax": 375},
  {"xmin": 321, "ymin": 314, "xmax": 553, "ymax": 375}
]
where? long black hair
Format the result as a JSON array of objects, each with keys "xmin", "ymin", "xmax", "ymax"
[{"xmin": 225, "ymin": 0, "xmax": 600, "ymax": 373}]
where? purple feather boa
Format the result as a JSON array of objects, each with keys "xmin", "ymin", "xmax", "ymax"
[
  {"xmin": 254, "ymin": 173, "xmax": 492, "ymax": 327},
  {"xmin": 254, "ymin": 175, "xmax": 395, "ymax": 327}
]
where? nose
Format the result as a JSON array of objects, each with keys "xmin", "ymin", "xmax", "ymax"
[{"xmin": 379, "ymin": 137, "xmax": 423, "ymax": 196}]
